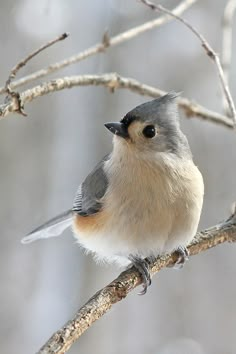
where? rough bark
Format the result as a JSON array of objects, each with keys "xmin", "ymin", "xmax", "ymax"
[{"xmin": 37, "ymin": 211, "xmax": 236, "ymax": 354}]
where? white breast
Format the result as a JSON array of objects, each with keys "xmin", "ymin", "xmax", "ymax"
[{"xmin": 75, "ymin": 141, "xmax": 204, "ymax": 266}]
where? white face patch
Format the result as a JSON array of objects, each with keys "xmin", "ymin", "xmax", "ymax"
[{"xmin": 127, "ymin": 121, "xmax": 159, "ymax": 142}]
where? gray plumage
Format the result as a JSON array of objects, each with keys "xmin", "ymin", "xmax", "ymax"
[
  {"xmin": 22, "ymin": 209, "xmax": 73, "ymax": 244},
  {"xmin": 72, "ymin": 154, "xmax": 110, "ymax": 216},
  {"xmin": 22, "ymin": 92, "xmax": 204, "ymax": 277},
  {"xmin": 122, "ymin": 92, "xmax": 191, "ymax": 157},
  {"xmin": 121, "ymin": 92, "xmax": 180, "ymax": 126},
  {"xmin": 73, "ymin": 92, "xmax": 189, "ymax": 218}
]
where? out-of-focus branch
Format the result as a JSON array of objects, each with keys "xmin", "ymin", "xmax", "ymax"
[
  {"xmin": 222, "ymin": 0, "xmax": 236, "ymax": 115},
  {"xmin": 0, "ymin": 73, "xmax": 233, "ymax": 128},
  {"xmin": 37, "ymin": 210, "xmax": 236, "ymax": 354},
  {"xmin": 2, "ymin": 33, "xmax": 69, "ymax": 117},
  {"xmin": 0, "ymin": 0, "xmax": 196, "ymax": 94},
  {"xmin": 140, "ymin": 0, "xmax": 236, "ymax": 126},
  {"xmin": 4, "ymin": 33, "xmax": 69, "ymax": 94}
]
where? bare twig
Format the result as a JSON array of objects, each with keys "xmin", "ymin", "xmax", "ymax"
[
  {"xmin": 222, "ymin": 0, "xmax": 236, "ymax": 114},
  {"xmin": 0, "ymin": 73, "xmax": 233, "ymax": 128},
  {"xmin": 0, "ymin": 0, "xmax": 196, "ymax": 94},
  {"xmin": 37, "ymin": 212, "xmax": 236, "ymax": 354},
  {"xmin": 5, "ymin": 33, "xmax": 69, "ymax": 93},
  {"xmin": 3, "ymin": 33, "xmax": 69, "ymax": 117},
  {"xmin": 140, "ymin": 0, "xmax": 236, "ymax": 126}
]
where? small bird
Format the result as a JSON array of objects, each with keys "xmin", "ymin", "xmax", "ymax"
[{"xmin": 22, "ymin": 92, "xmax": 204, "ymax": 294}]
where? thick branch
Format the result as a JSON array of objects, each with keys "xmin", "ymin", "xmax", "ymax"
[
  {"xmin": 0, "ymin": 0, "xmax": 196, "ymax": 94},
  {"xmin": 0, "ymin": 73, "xmax": 233, "ymax": 129},
  {"xmin": 37, "ymin": 213, "xmax": 236, "ymax": 354}
]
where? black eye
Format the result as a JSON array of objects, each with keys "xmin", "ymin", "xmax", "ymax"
[{"xmin": 142, "ymin": 125, "xmax": 156, "ymax": 138}]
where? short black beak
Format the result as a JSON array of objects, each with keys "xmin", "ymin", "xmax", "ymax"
[{"xmin": 104, "ymin": 122, "xmax": 129, "ymax": 139}]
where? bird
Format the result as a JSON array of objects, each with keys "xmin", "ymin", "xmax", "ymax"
[{"xmin": 22, "ymin": 92, "xmax": 204, "ymax": 294}]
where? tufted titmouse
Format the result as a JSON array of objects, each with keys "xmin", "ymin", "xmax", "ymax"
[{"xmin": 22, "ymin": 92, "xmax": 204, "ymax": 294}]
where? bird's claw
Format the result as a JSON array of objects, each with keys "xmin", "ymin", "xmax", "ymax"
[
  {"xmin": 128, "ymin": 256, "xmax": 152, "ymax": 295},
  {"xmin": 173, "ymin": 246, "xmax": 189, "ymax": 269}
]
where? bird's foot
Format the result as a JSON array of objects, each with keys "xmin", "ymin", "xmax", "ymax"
[
  {"xmin": 173, "ymin": 246, "xmax": 189, "ymax": 269},
  {"xmin": 128, "ymin": 255, "xmax": 151, "ymax": 295}
]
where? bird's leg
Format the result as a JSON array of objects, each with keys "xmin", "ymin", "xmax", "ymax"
[
  {"xmin": 173, "ymin": 246, "xmax": 189, "ymax": 269},
  {"xmin": 128, "ymin": 255, "xmax": 152, "ymax": 295}
]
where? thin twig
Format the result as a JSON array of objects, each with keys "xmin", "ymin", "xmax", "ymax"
[
  {"xmin": 3, "ymin": 33, "xmax": 69, "ymax": 117},
  {"xmin": 222, "ymin": 0, "xmax": 236, "ymax": 115},
  {"xmin": 140, "ymin": 0, "xmax": 236, "ymax": 126},
  {"xmin": 0, "ymin": 0, "xmax": 196, "ymax": 94},
  {"xmin": 37, "ymin": 211, "xmax": 236, "ymax": 354},
  {"xmin": 0, "ymin": 73, "xmax": 233, "ymax": 128},
  {"xmin": 5, "ymin": 32, "xmax": 69, "ymax": 93}
]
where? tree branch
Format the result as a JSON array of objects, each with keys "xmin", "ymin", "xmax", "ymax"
[
  {"xmin": 37, "ymin": 210, "xmax": 236, "ymax": 354},
  {"xmin": 2, "ymin": 33, "xmax": 69, "ymax": 117},
  {"xmin": 0, "ymin": 0, "xmax": 196, "ymax": 94},
  {"xmin": 4, "ymin": 33, "xmax": 69, "ymax": 94},
  {"xmin": 222, "ymin": 0, "xmax": 236, "ymax": 115},
  {"xmin": 140, "ymin": 0, "xmax": 236, "ymax": 126},
  {"xmin": 0, "ymin": 73, "xmax": 233, "ymax": 129}
]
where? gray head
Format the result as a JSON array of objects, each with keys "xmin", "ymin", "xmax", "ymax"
[{"xmin": 105, "ymin": 92, "xmax": 191, "ymax": 158}]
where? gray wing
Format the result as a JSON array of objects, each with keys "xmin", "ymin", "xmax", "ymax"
[{"xmin": 72, "ymin": 154, "xmax": 110, "ymax": 216}]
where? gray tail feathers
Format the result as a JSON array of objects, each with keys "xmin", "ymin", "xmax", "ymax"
[{"xmin": 22, "ymin": 209, "xmax": 73, "ymax": 244}]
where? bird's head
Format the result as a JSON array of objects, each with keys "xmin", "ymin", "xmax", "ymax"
[{"xmin": 105, "ymin": 92, "xmax": 191, "ymax": 158}]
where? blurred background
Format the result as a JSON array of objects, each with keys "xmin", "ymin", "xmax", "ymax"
[{"xmin": 0, "ymin": 1, "xmax": 236, "ymax": 353}]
